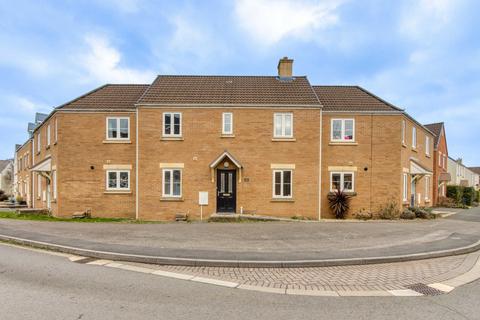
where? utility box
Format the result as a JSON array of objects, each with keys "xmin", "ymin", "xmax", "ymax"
[{"xmin": 199, "ymin": 192, "xmax": 208, "ymax": 206}]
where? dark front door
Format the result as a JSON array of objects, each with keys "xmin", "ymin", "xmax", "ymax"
[{"xmin": 216, "ymin": 170, "xmax": 236, "ymax": 213}]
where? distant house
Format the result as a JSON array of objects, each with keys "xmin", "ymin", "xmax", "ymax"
[
  {"xmin": 0, "ymin": 159, "xmax": 14, "ymax": 195},
  {"xmin": 424, "ymin": 122, "xmax": 450, "ymax": 205},
  {"xmin": 448, "ymin": 157, "xmax": 477, "ymax": 188},
  {"xmin": 468, "ymin": 167, "xmax": 480, "ymax": 190}
]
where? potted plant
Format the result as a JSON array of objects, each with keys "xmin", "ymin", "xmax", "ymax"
[{"xmin": 327, "ymin": 190, "xmax": 352, "ymax": 219}]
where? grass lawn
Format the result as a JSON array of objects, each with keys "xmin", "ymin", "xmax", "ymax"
[{"xmin": 0, "ymin": 211, "xmax": 160, "ymax": 223}]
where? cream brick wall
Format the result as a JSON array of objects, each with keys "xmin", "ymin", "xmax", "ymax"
[{"xmin": 137, "ymin": 107, "xmax": 321, "ymax": 221}]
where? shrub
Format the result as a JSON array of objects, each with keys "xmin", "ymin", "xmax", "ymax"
[
  {"xmin": 447, "ymin": 185, "xmax": 463, "ymax": 204},
  {"xmin": 463, "ymin": 187, "xmax": 476, "ymax": 206},
  {"xmin": 0, "ymin": 190, "xmax": 7, "ymax": 201},
  {"xmin": 438, "ymin": 196, "xmax": 456, "ymax": 207},
  {"xmin": 409, "ymin": 206, "xmax": 435, "ymax": 219},
  {"xmin": 354, "ymin": 209, "xmax": 373, "ymax": 220},
  {"xmin": 327, "ymin": 190, "xmax": 352, "ymax": 219},
  {"xmin": 378, "ymin": 200, "xmax": 401, "ymax": 220},
  {"xmin": 400, "ymin": 209, "xmax": 416, "ymax": 220}
]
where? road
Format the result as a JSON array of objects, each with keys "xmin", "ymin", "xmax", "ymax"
[{"xmin": 1, "ymin": 243, "xmax": 479, "ymax": 320}]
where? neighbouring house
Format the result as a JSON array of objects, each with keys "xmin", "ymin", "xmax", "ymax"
[
  {"xmin": 447, "ymin": 157, "xmax": 477, "ymax": 188},
  {"xmin": 469, "ymin": 167, "xmax": 480, "ymax": 190},
  {"xmin": 14, "ymin": 57, "xmax": 435, "ymax": 220},
  {"xmin": 0, "ymin": 159, "xmax": 14, "ymax": 195},
  {"xmin": 424, "ymin": 122, "xmax": 451, "ymax": 205}
]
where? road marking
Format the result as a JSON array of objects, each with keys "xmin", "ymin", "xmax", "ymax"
[
  {"xmin": 388, "ymin": 289, "xmax": 424, "ymax": 297},
  {"xmin": 86, "ymin": 259, "xmax": 113, "ymax": 266},
  {"xmin": 239, "ymin": 285, "xmax": 286, "ymax": 294},
  {"xmin": 427, "ymin": 283, "xmax": 455, "ymax": 293},
  {"xmin": 287, "ymin": 289, "xmax": 338, "ymax": 296},
  {"xmin": 68, "ymin": 256, "xmax": 87, "ymax": 262},
  {"xmin": 151, "ymin": 269, "xmax": 195, "ymax": 280},
  {"xmin": 191, "ymin": 276, "xmax": 239, "ymax": 288}
]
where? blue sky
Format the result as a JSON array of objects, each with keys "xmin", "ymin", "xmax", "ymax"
[{"xmin": 1, "ymin": 0, "xmax": 479, "ymax": 165}]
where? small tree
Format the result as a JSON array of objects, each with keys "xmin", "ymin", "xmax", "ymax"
[{"xmin": 327, "ymin": 190, "xmax": 352, "ymax": 219}]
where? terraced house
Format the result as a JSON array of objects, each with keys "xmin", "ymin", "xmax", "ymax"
[{"xmin": 14, "ymin": 57, "xmax": 435, "ymax": 220}]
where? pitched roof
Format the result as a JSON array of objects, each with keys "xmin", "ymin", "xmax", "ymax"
[
  {"xmin": 137, "ymin": 75, "xmax": 320, "ymax": 106},
  {"xmin": 57, "ymin": 84, "xmax": 150, "ymax": 110},
  {"xmin": 0, "ymin": 160, "xmax": 12, "ymax": 172},
  {"xmin": 424, "ymin": 122, "xmax": 444, "ymax": 146},
  {"xmin": 312, "ymin": 86, "xmax": 403, "ymax": 112},
  {"xmin": 469, "ymin": 167, "xmax": 480, "ymax": 175}
]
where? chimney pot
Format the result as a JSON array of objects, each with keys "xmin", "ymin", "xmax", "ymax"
[{"xmin": 277, "ymin": 57, "xmax": 293, "ymax": 78}]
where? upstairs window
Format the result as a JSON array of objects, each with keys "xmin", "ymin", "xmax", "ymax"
[
  {"xmin": 107, "ymin": 117, "xmax": 129, "ymax": 140},
  {"xmin": 106, "ymin": 170, "xmax": 130, "ymax": 191},
  {"xmin": 37, "ymin": 133, "xmax": 41, "ymax": 153},
  {"xmin": 163, "ymin": 113, "xmax": 182, "ymax": 137},
  {"xmin": 402, "ymin": 120, "xmax": 406, "ymax": 144},
  {"xmin": 412, "ymin": 127, "xmax": 417, "ymax": 148},
  {"xmin": 274, "ymin": 113, "xmax": 293, "ymax": 138},
  {"xmin": 54, "ymin": 118, "xmax": 58, "ymax": 143},
  {"xmin": 222, "ymin": 113, "xmax": 233, "ymax": 135},
  {"xmin": 273, "ymin": 170, "xmax": 292, "ymax": 198},
  {"xmin": 425, "ymin": 136, "xmax": 430, "ymax": 156},
  {"xmin": 331, "ymin": 119, "xmax": 355, "ymax": 142},
  {"xmin": 439, "ymin": 152, "xmax": 442, "ymax": 166},
  {"xmin": 330, "ymin": 172, "xmax": 354, "ymax": 192},
  {"xmin": 47, "ymin": 124, "xmax": 51, "ymax": 146}
]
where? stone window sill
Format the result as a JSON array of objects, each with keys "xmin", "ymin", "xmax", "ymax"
[
  {"xmin": 103, "ymin": 140, "xmax": 131, "ymax": 144},
  {"xmin": 220, "ymin": 134, "xmax": 235, "ymax": 138},
  {"xmin": 271, "ymin": 198, "xmax": 295, "ymax": 202},
  {"xmin": 411, "ymin": 148, "xmax": 418, "ymax": 152},
  {"xmin": 271, "ymin": 138, "xmax": 296, "ymax": 142},
  {"xmin": 328, "ymin": 191, "xmax": 357, "ymax": 196},
  {"xmin": 51, "ymin": 199, "xmax": 57, "ymax": 203},
  {"xmin": 402, "ymin": 143, "xmax": 407, "ymax": 148},
  {"xmin": 160, "ymin": 197, "xmax": 184, "ymax": 202},
  {"xmin": 104, "ymin": 190, "xmax": 132, "ymax": 194},
  {"xmin": 161, "ymin": 137, "xmax": 184, "ymax": 141},
  {"xmin": 328, "ymin": 142, "xmax": 358, "ymax": 146}
]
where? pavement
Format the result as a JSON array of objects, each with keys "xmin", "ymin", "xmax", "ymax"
[
  {"xmin": 2, "ymin": 243, "xmax": 480, "ymax": 320},
  {"xmin": 0, "ymin": 207, "xmax": 480, "ymax": 267}
]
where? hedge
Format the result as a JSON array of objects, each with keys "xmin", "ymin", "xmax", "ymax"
[{"xmin": 447, "ymin": 185, "xmax": 478, "ymax": 206}]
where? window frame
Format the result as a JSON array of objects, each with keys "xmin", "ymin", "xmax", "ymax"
[
  {"xmin": 330, "ymin": 118, "xmax": 355, "ymax": 142},
  {"xmin": 52, "ymin": 170, "xmax": 57, "ymax": 199},
  {"xmin": 272, "ymin": 169, "xmax": 293, "ymax": 199},
  {"xmin": 37, "ymin": 132, "xmax": 41, "ymax": 153},
  {"xmin": 402, "ymin": 120, "xmax": 406, "ymax": 145},
  {"xmin": 330, "ymin": 172, "xmax": 355, "ymax": 192},
  {"xmin": 162, "ymin": 168, "xmax": 182, "ymax": 198},
  {"xmin": 106, "ymin": 117, "xmax": 130, "ymax": 141},
  {"xmin": 54, "ymin": 118, "xmax": 58, "ymax": 143},
  {"xmin": 412, "ymin": 127, "xmax": 417, "ymax": 148},
  {"xmin": 273, "ymin": 113, "xmax": 293, "ymax": 138},
  {"xmin": 162, "ymin": 112, "xmax": 182, "ymax": 137},
  {"xmin": 105, "ymin": 170, "xmax": 130, "ymax": 191},
  {"xmin": 425, "ymin": 136, "xmax": 430, "ymax": 156},
  {"xmin": 222, "ymin": 112, "xmax": 233, "ymax": 135},
  {"xmin": 425, "ymin": 176, "xmax": 430, "ymax": 200},
  {"xmin": 47, "ymin": 124, "xmax": 51, "ymax": 146},
  {"xmin": 37, "ymin": 174, "xmax": 41, "ymax": 198},
  {"xmin": 403, "ymin": 173, "xmax": 408, "ymax": 201}
]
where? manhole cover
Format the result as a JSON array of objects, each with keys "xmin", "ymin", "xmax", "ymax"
[{"xmin": 406, "ymin": 283, "xmax": 444, "ymax": 296}]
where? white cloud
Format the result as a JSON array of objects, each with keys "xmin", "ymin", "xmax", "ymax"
[
  {"xmin": 5, "ymin": 95, "xmax": 49, "ymax": 114},
  {"xmin": 234, "ymin": 0, "xmax": 344, "ymax": 46},
  {"xmin": 399, "ymin": 0, "xmax": 458, "ymax": 40},
  {"xmin": 80, "ymin": 35, "xmax": 155, "ymax": 84}
]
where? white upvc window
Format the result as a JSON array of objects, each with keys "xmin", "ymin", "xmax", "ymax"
[
  {"xmin": 402, "ymin": 120, "xmax": 406, "ymax": 144},
  {"xmin": 106, "ymin": 170, "xmax": 130, "ymax": 191},
  {"xmin": 47, "ymin": 124, "xmax": 51, "ymax": 146},
  {"xmin": 273, "ymin": 170, "xmax": 292, "ymax": 198},
  {"xmin": 439, "ymin": 152, "xmax": 442, "ymax": 166},
  {"xmin": 330, "ymin": 172, "xmax": 354, "ymax": 192},
  {"xmin": 163, "ymin": 112, "xmax": 182, "ymax": 137},
  {"xmin": 106, "ymin": 117, "xmax": 130, "ymax": 140},
  {"xmin": 54, "ymin": 118, "xmax": 58, "ymax": 143},
  {"xmin": 425, "ymin": 136, "xmax": 430, "ymax": 156},
  {"xmin": 162, "ymin": 169, "xmax": 182, "ymax": 197},
  {"xmin": 443, "ymin": 154, "xmax": 447, "ymax": 169},
  {"xmin": 403, "ymin": 173, "xmax": 408, "ymax": 201},
  {"xmin": 424, "ymin": 176, "xmax": 430, "ymax": 200},
  {"xmin": 273, "ymin": 113, "xmax": 293, "ymax": 138},
  {"xmin": 331, "ymin": 119, "xmax": 355, "ymax": 142},
  {"xmin": 412, "ymin": 127, "xmax": 417, "ymax": 148},
  {"xmin": 52, "ymin": 171, "xmax": 57, "ymax": 199},
  {"xmin": 222, "ymin": 112, "xmax": 233, "ymax": 135},
  {"xmin": 37, "ymin": 133, "xmax": 41, "ymax": 153}
]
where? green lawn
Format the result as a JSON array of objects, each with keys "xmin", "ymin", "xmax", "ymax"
[{"xmin": 0, "ymin": 211, "xmax": 160, "ymax": 223}]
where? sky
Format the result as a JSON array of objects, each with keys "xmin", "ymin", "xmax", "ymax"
[{"xmin": 0, "ymin": 0, "xmax": 479, "ymax": 165}]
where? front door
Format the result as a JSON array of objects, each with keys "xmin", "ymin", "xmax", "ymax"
[
  {"xmin": 216, "ymin": 170, "xmax": 236, "ymax": 213},
  {"xmin": 410, "ymin": 178, "xmax": 416, "ymax": 207}
]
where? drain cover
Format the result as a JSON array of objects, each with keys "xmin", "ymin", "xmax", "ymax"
[
  {"xmin": 73, "ymin": 257, "xmax": 97, "ymax": 264},
  {"xmin": 406, "ymin": 283, "xmax": 444, "ymax": 296}
]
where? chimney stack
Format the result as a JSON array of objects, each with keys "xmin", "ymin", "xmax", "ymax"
[{"xmin": 277, "ymin": 56, "xmax": 293, "ymax": 78}]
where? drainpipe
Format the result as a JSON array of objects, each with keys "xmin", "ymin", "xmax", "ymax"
[
  {"xmin": 135, "ymin": 108, "xmax": 139, "ymax": 220},
  {"xmin": 318, "ymin": 108, "xmax": 323, "ymax": 221}
]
